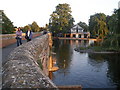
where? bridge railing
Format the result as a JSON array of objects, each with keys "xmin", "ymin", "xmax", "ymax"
[
  {"xmin": 2, "ymin": 34, "xmax": 58, "ymax": 89},
  {"xmin": 0, "ymin": 32, "xmax": 42, "ymax": 48}
]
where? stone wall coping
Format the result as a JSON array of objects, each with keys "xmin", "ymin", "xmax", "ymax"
[{"xmin": 2, "ymin": 34, "xmax": 58, "ymax": 89}]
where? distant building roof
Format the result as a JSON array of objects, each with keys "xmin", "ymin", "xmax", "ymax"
[
  {"xmin": 71, "ymin": 24, "xmax": 84, "ymax": 33},
  {"xmin": 72, "ymin": 24, "xmax": 83, "ymax": 30}
]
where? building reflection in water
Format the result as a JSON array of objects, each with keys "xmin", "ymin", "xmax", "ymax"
[
  {"xmin": 49, "ymin": 71, "xmax": 53, "ymax": 80},
  {"xmin": 50, "ymin": 39, "xmax": 120, "ymax": 88},
  {"xmin": 48, "ymin": 52, "xmax": 59, "ymax": 80},
  {"xmin": 50, "ymin": 39, "xmax": 90, "ymax": 79}
]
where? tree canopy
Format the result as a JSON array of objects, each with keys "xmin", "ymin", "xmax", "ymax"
[
  {"xmin": 102, "ymin": 9, "xmax": 120, "ymax": 49},
  {"xmin": 77, "ymin": 21, "xmax": 88, "ymax": 32},
  {"xmin": 23, "ymin": 25, "xmax": 31, "ymax": 32},
  {"xmin": 89, "ymin": 13, "xmax": 108, "ymax": 39},
  {"xmin": 117, "ymin": 9, "xmax": 120, "ymax": 34},
  {"xmin": 1, "ymin": 10, "xmax": 15, "ymax": 34},
  {"xmin": 49, "ymin": 3, "xmax": 74, "ymax": 36},
  {"xmin": 23, "ymin": 21, "xmax": 40, "ymax": 32},
  {"xmin": 31, "ymin": 21, "xmax": 40, "ymax": 32}
]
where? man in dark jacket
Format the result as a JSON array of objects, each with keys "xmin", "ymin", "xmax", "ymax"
[{"xmin": 25, "ymin": 29, "xmax": 33, "ymax": 42}]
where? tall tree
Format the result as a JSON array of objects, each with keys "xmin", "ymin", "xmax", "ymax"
[
  {"xmin": 77, "ymin": 21, "xmax": 88, "ymax": 32},
  {"xmin": 106, "ymin": 14, "xmax": 118, "ymax": 35},
  {"xmin": 117, "ymin": 8, "xmax": 120, "ymax": 47},
  {"xmin": 106, "ymin": 9, "xmax": 120, "ymax": 35},
  {"xmin": 23, "ymin": 25, "xmax": 31, "ymax": 32},
  {"xmin": 49, "ymin": 3, "xmax": 74, "ymax": 36},
  {"xmin": 102, "ymin": 9, "xmax": 120, "ymax": 49},
  {"xmin": 117, "ymin": 9, "xmax": 120, "ymax": 34},
  {"xmin": 1, "ymin": 10, "xmax": 15, "ymax": 34},
  {"xmin": 31, "ymin": 21, "xmax": 40, "ymax": 32},
  {"xmin": 89, "ymin": 13, "xmax": 108, "ymax": 39}
]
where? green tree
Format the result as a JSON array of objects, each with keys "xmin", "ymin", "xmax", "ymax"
[
  {"xmin": 117, "ymin": 8, "xmax": 120, "ymax": 47},
  {"xmin": 77, "ymin": 21, "xmax": 88, "ymax": 32},
  {"xmin": 23, "ymin": 25, "xmax": 31, "ymax": 32},
  {"xmin": 89, "ymin": 13, "xmax": 108, "ymax": 39},
  {"xmin": 103, "ymin": 9, "xmax": 120, "ymax": 49},
  {"xmin": 31, "ymin": 21, "xmax": 40, "ymax": 32},
  {"xmin": 1, "ymin": 10, "xmax": 15, "ymax": 34},
  {"xmin": 117, "ymin": 9, "xmax": 120, "ymax": 34},
  {"xmin": 106, "ymin": 9, "xmax": 118, "ymax": 35},
  {"xmin": 49, "ymin": 3, "xmax": 74, "ymax": 36}
]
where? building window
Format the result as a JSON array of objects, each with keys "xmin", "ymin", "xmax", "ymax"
[
  {"xmin": 73, "ymin": 34, "xmax": 76, "ymax": 38},
  {"xmin": 79, "ymin": 34, "xmax": 81, "ymax": 38},
  {"xmin": 84, "ymin": 34, "xmax": 88, "ymax": 38},
  {"xmin": 66, "ymin": 34, "xmax": 70, "ymax": 37}
]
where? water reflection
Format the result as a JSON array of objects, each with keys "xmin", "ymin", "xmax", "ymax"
[
  {"xmin": 52, "ymin": 39, "xmax": 120, "ymax": 88},
  {"xmin": 88, "ymin": 53, "xmax": 106, "ymax": 69},
  {"xmin": 107, "ymin": 54, "xmax": 120, "ymax": 88},
  {"xmin": 88, "ymin": 53, "xmax": 120, "ymax": 88},
  {"xmin": 53, "ymin": 39, "xmax": 90, "ymax": 70},
  {"xmin": 53, "ymin": 39, "xmax": 72, "ymax": 72}
]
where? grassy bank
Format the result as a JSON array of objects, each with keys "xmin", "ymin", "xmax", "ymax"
[{"xmin": 79, "ymin": 46, "xmax": 120, "ymax": 53}]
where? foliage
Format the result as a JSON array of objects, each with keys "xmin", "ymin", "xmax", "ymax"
[
  {"xmin": 89, "ymin": 10, "xmax": 120, "ymax": 51},
  {"xmin": 49, "ymin": 3, "xmax": 74, "ymax": 36},
  {"xmin": 39, "ymin": 27, "xmax": 46, "ymax": 31},
  {"xmin": 79, "ymin": 47, "xmax": 87, "ymax": 50},
  {"xmin": 31, "ymin": 21, "xmax": 40, "ymax": 32},
  {"xmin": 102, "ymin": 34, "xmax": 120, "ymax": 50},
  {"xmin": 37, "ymin": 59, "xmax": 43, "ymax": 70},
  {"xmin": 77, "ymin": 21, "xmax": 88, "ymax": 32},
  {"xmin": 23, "ymin": 25, "xmax": 31, "ymax": 32},
  {"xmin": 102, "ymin": 9, "xmax": 120, "ymax": 51},
  {"xmin": 1, "ymin": 10, "xmax": 15, "ymax": 34},
  {"xmin": 106, "ymin": 14, "xmax": 118, "ymax": 35},
  {"xmin": 117, "ymin": 9, "xmax": 120, "ymax": 34},
  {"xmin": 23, "ymin": 21, "xmax": 40, "ymax": 32},
  {"xmin": 89, "ymin": 13, "xmax": 108, "ymax": 39}
]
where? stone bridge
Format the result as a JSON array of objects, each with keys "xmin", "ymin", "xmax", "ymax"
[
  {"xmin": 0, "ymin": 32, "xmax": 42, "ymax": 48},
  {"xmin": 2, "ymin": 33, "xmax": 58, "ymax": 89}
]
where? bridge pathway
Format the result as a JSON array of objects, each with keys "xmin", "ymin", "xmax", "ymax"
[{"xmin": 2, "ymin": 35, "xmax": 41, "ymax": 65}]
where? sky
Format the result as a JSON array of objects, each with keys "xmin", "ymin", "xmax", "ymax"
[{"xmin": 0, "ymin": 0, "xmax": 120, "ymax": 27}]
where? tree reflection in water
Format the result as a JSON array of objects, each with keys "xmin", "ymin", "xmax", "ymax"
[
  {"xmin": 52, "ymin": 39, "xmax": 120, "ymax": 88},
  {"xmin": 88, "ymin": 53, "xmax": 120, "ymax": 88},
  {"xmin": 52, "ymin": 40, "xmax": 72, "ymax": 77}
]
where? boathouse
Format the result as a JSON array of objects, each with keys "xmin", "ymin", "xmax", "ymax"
[{"xmin": 64, "ymin": 24, "xmax": 90, "ymax": 38}]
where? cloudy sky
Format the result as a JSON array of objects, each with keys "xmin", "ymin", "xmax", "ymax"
[{"xmin": 0, "ymin": 0, "xmax": 119, "ymax": 27}]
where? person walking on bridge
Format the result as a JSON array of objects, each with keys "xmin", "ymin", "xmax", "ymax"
[
  {"xmin": 16, "ymin": 27, "xmax": 22, "ymax": 46},
  {"xmin": 25, "ymin": 28, "xmax": 33, "ymax": 42}
]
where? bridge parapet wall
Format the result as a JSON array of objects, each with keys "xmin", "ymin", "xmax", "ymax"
[
  {"xmin": 2, "ymin": 34, "xmax": 58, "ymax": 89},
  {"xmin": 0, "ymin": 32, "xmax": 41, "ymax": 48}
]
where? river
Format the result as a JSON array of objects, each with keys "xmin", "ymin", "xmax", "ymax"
[{"xmin": 50, "ymin": 39, "xmax": 120, "ymax": 89}]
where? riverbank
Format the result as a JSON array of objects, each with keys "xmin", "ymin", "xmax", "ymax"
[{"xmin": 74, "ymin": 46, "xmax": 120, "ymax": 54}]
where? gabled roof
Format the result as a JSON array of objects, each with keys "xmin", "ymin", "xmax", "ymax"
[{"xmin": 72, "ymin": 24, "xmax": 83, "ymax": 30}]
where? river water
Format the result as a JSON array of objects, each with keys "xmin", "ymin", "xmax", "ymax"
[{"xmin": 51, "ymin": 39, "xmax": 120, "ymax": 88}]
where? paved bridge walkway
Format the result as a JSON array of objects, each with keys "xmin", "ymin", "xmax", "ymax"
[{"xmin": 2, "ymin": 35, "xmax": 41, "ymax": 65}]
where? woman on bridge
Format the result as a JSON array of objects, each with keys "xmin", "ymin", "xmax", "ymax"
[{"xmin": 16, "ymin": 27, "xmax": 22, "ymax": 46}]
